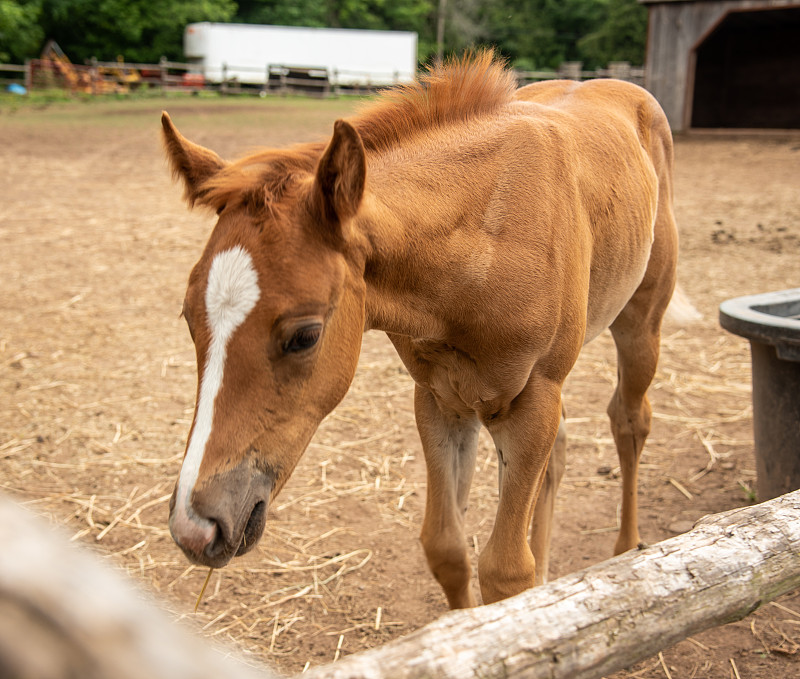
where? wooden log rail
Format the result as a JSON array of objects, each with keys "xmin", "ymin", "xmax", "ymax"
[
  {"xmin": 304, "ymin": 489, "xmax": 800, "ymax": 679},
  {"xmin": 0, "ymin": 495, "xmax": 278, "ymax": 679},
  {"xmin": 0, "ymin": 490, "xmax": 798, "ymax": 679}
]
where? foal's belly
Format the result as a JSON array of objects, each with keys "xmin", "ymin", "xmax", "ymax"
[
  {"xmin": 390, "ymin": 216, "xmax": 656, "ymax": 415},
  {"xmin": 583, "ymin": 252, "xmax": 652, "ymax": 344}
]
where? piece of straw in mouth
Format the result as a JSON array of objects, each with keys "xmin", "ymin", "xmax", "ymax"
[{"xmin": 195, "ymin": 568, "xmax": 214, "ymax": 612}]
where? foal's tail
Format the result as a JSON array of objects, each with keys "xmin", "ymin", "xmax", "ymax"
[{"xmin": 665, "ymin": 284, "xmax": 702, "ymax": 324}]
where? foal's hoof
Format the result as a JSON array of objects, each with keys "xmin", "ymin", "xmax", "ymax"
[{"xmin": 636, "ymin": 541, "xmax": 649, "ymax": 550}]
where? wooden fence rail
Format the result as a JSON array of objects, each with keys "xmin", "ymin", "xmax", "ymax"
[
  {"xmin": 1, "ymin": 490, "xmax": 798, "ymax": 678},
  {"xmin": 303, "ymin": 489, "xmax": 800, "ymax": 678},
  {"xmin": 0, "ymin": 493, "xmax": 278, "ymax": 679},
  {"xmin": 0, "ymin": 63, "xmax": 28, "ymax": 87},
  {"xmin": 1, "ymin": 59, "xmax": 644, "ymax": 96}
]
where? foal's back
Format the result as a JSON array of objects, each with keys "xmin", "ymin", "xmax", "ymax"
[
  {"xmin": 513, "ymin": 78, "xmax": 671, "ymax": 150},
  {"xmin": 489, "ymin": 78, "xmax": 674, "ymax": 345}
]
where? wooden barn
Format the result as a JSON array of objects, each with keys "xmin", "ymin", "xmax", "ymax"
[{"xmin": 640, "ymin": 0, "xmax": 800, "ymax": 131}]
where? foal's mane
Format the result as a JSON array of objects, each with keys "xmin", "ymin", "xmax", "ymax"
[
  {"xmin": 352, "ymin": 49, "xmax": 517, "ymax": 153},
  {"xmin": 198, "ymin": 50, "xmax": 516, "ymax": 212}
]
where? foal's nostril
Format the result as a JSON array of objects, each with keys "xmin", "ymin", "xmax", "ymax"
[
  {"xmin": 244, "ymin": 501, "xmax": 265, "ymax": 542},
  {"xmin": 235, "ymin": 501, "xmax": 267, "ymax": 557},
  {"xmin": 171, "ymin": 466, "xmax": 273, "ymax": 566},
  {"xmin": 203, "ymin": 522, "xmax": 229, "ymax": 560},
  {"xmin": 169, "ymin": 508, "xmax": 218, "ymax": 561}
]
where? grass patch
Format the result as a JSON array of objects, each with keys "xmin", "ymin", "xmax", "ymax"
[{"xmin": 0, "ymin": 89, "xmax": 369, "ymax": 123}]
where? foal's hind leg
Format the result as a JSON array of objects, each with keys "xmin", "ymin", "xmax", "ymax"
[
  {"xmin": 415, "ymin": 385, "xmax": 481, "ymax": 609},
  {"xmin": 529, "ymin": 404, "xmax": 566, "ymax": 585},
  {"xmin": 608, "ymin": 279, "xmax": 674, "ymax": 555},
  {"xmin": 607, "ymin": 113, "xmax": 680, "ymax": 554}
]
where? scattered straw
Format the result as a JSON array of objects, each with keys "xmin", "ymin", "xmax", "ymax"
[
  {"xmin": 3, "ymin": 118, "xmax": 798, "ymax": 678},
  {"xmin": 195, "ymin": 568, "xmax": 215, "ymax": 613},
  {"xmin": 667, "ymin": 477, "xmax": 693, "ymax": 500},
  {"xmin": 750, "ymin": 619, "xmax": 771, "ymax": 655},
  {"xmin": 269, "ymin": 611, "xmax": 280, "ymax": 653},
  {"xmin": 333, "ymin": 634, "xmax": 344, "ymax": 662},
  {"xmin": 658, "ymin": 651, "xmax": 673, "ymax": 679},
  {"xmin": 770, "ymin": 601, "xmax": 800, "ymax": 619},
  {"xmin": 686, "ymin": 637, "xmax": 710, "ymax": 652}
]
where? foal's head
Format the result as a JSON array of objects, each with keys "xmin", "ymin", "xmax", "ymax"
[{"xmin": 162, "ymin": 113, "xmax": 367, "ymax": 567}]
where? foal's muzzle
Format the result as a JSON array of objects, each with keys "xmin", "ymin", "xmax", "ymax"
[{"xmin": 169, "ymin": 466, "xmax": 273, "ymax": 568}]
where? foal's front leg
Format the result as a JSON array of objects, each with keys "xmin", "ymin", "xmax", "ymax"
[
  {"xmin": 481, "ymin": 375, "xmax": 564, "ymax": 604},
  {"xmin": 415, "ymin": 386, "xmax": 481, "ymax": 609},
  {"xmin": 529, "ymin": 404, "xmax": 567, "ymax": 585}
]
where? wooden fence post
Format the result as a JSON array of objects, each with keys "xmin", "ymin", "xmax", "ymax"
[
  {"xmin": 90, "ymin": 56, "xmax": 98, "ymax": 95},
  {"xmin": 159, "ymin": 56, "xmax": 167, "ymax": 91},
  {"xmin": 558, "ymin": 61, "xmax": 583, "ymax": 80},
  {"xmin": 609, "ymin": 61, "xmax": 632, "ymax": 81}
]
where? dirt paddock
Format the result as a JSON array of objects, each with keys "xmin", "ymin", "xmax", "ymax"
[{"xmin": 1, "ymin": 96, "xmax": 799, "ymax": 678}]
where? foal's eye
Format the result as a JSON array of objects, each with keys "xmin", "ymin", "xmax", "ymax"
[{"xmin": 283, "ymin": 324, "xmax": 322, "ymax": 354}]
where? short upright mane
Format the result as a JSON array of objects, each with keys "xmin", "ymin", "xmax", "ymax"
[
  {"xmin": 193, "ymin": 51, "xmax": 516, "ymax": 212},
  {"xmin": 352, "ymin": 50, "xmax": 517, "ymax": 153}
]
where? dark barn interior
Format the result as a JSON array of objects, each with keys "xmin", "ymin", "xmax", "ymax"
[{"xmin": 692, "ymin": 8, "xmax": 800, "ymax": 129}]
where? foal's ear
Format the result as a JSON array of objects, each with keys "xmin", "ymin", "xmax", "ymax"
[
  {"xmin": 161, "ymin": 112, "xmax": 226, "ymax": 207},
  {"xmin": 314, "ymin": 120, "xmax": 366, "ymax": 225}
]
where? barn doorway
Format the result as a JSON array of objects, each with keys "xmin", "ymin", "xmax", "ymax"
[{"xmin": 691, "ymin": 7, "xmax": 800, "ymax": 129}]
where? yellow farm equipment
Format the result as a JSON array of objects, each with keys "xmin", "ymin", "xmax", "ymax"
[{"xmin": 36, "ymin": 41, "xmax": 139, "ymax": 94}]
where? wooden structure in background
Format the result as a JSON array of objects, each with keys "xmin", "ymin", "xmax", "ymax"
[{"xmin": 640, "ymin": 0, "xmax": 800, "ymax": 131}]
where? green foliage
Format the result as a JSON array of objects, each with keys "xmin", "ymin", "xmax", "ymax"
[
  {"xmin": 36, "ymin": 0, "xmax": 236, "ymax": 63},
  {"xmin": 235, "ymin": 0, "xmax": 434, "ymax": 34},
  {"xmin": 739, "ymin": 480, "xmax": 757, "ymax": 503},
  {"xmin": 476, "ymin": 0, "xmax": 645, "ymax": 70},
  {"xmin": 1, "ymin": 0, "xmax": 647, "ymax": 70},
  {"xmin": 0, "ymin": 0, "xmax": 44, "ymax": 62},
  {"xmin": 578, "ymin": 0, "xmax": 647, "ymax": 68},
  {"xmin": 235, "ymin": 0, "xmax": 327, "ymax": 27}
]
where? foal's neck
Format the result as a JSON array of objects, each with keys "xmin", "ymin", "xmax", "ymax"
[{"xmin": 356, "ymin": 142, "xmax": 498, "ymax": 339}]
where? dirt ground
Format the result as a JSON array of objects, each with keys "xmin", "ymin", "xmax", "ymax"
[{"xmin": 1, "ymin": 95, "xmax": 799, "ymax": 678}]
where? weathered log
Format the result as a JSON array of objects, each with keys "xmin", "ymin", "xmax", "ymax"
[
  {"xmin": 302, "ymin": 489, "xmax": 800, "ymax": 679},
  {"xmin": 0, "ymin": 495, "xmax": 278, "ymax": 679},
  {"xmin": 1, "ymin": 491, "xmax": 799, "ymax": 679}
]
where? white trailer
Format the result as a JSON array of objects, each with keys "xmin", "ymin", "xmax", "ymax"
[{"xmin": 184, "ymin": 23, "xmax": 418, "ymax": 87}]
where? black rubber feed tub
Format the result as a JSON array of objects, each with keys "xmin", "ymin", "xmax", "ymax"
[{"xmin": 720, "ymin": 288, "xmax": 800, "ymax": 501}]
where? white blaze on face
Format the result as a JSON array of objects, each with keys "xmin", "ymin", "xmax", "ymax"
[{"xmin": 175, "ymin": 245, "xmax": 261, "ymax": 520}]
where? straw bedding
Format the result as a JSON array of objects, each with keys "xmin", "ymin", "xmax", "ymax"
[{"xmin": 1, "ymin": 100, "xmax": 798, "ymax": 677}]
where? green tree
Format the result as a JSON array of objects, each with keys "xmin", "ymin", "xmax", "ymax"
[
  {"xmin": 234, "ymin": 0, "xmax": 328, "ymax": 28},
  {"xmin": 37, "ymin": 0, "xmax": 236, "ymax": 63},
  {"xmin": 476, "ymin": 0, "xmax": 597, "ymax": 69},
  {"xmin": 476, "ymin": 0, "xmax": 559, "ymax": 69},
  {"xmin": 234, "ymin": 0, "xmax": 436, "ymax": 60},
  {"xmin": 476, "ymin": 0, "xmax": 645, "ymax": 70},
  {"xmin": 3, "ymin": 0, "xmax": 648, "ymax": 69},
  {"xmin": 578, "ymin": 0, "xmax": 647, "ymax": 67},
  {"xmin": 0, "ymin": 0, "xmax": 43, "ymax": 62}
]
